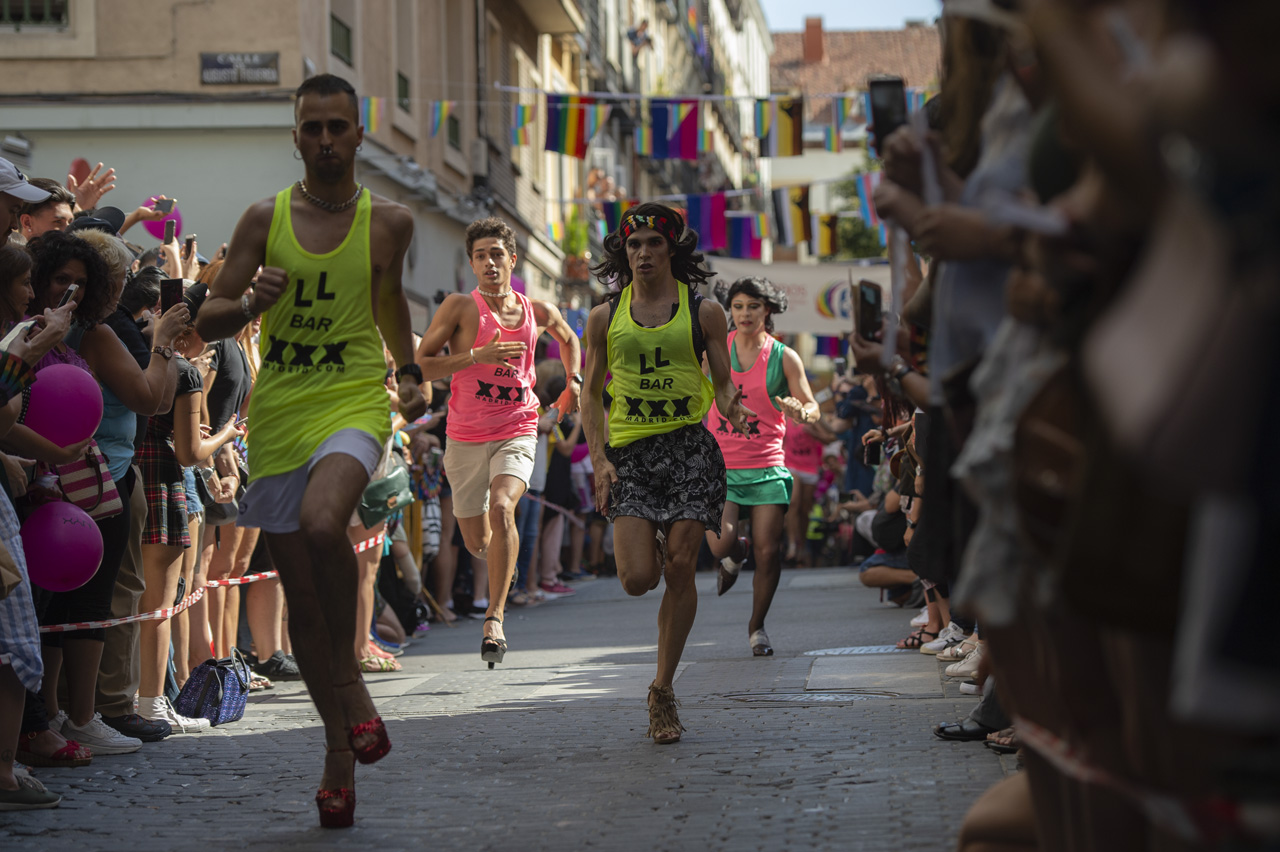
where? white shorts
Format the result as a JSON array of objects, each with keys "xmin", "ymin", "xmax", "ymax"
[
  {"xmin": 789, "ymin": 468, "xmax": 819, "ymax": 487},
  {"xmin": 444, "ymin": 434, "xmax": 536, "ymax": 519},
  {"xmin": 238, "ymin": 429, "xmax": 383, "ymax": 534}
]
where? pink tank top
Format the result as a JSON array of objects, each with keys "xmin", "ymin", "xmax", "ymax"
[
  {"xmin": 784, "ymin": 419, "xmax": 824, "ymax": 475},
  {"xmin": 446, "ymin": 289, "xmax": 539, "ymax": 442},
  {"xmin": 710, "ymin": 332, "xmax": 786, "ymax": 470}
]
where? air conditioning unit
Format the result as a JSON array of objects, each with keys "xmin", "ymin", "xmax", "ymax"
[{"xmin": 470, "ymin": 138, "xmax": 489, "ymax": 191}]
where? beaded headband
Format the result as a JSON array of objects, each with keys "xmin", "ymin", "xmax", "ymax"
[{"xmin": 619, "ymin": 213, "xmax": 680, "ymax": 244}]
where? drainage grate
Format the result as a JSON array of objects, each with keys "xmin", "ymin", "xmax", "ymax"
[
  {"xmin": 803, "ymin": 645, "xmax": 912, "ymax": 656},
  {"xmin": 724, "ymin": 691, "xmax": 899, "ymax": 703}
]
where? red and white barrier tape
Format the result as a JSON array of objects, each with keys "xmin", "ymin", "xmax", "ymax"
[
  {"xmin": 524, "ymin": 493, "xmax": 586, "ymax": 529},
  {"xmin": 39, "ymin": 531, "xmax": 385, "ymax": 633},
  {"xmin": 1015, "ymin": 715, "xmax": 1280, "ymax": 844}
]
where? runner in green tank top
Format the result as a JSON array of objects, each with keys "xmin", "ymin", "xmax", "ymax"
[
  {"xmin": 581, "ymin": 203, "xmax": 752, "ymax": 745},
  {"xmin": 196, "ymin": 74, "xmax": 426, "ymax": 831}
]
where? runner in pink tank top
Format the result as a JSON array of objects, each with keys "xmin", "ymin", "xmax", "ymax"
[
  {"xmin": 703, "ymin": 278, "xmax": 819, "ymax": 658},
  {"xmin": 447, "ymin": 288, "xmax": 538, "ymax": 441},
  {"xmin": 416, "ymin": 217, "xmax": 582, "ymax": 668}
]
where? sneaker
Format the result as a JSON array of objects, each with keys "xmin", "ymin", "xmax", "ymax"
[
  {"xmin": 137, "ymin": 696, "xmax": 211, "ymax": 733},
  {"xmin": 0, "ymin": 772, "xmax": 61, "ymax": 810},
  {"xmin": 538, "ymin": 581, "xmax": 576, "ymax": 597},
  {"xmin": 253, "ymin": 649, "xmax": 302, "ymax": 681},
  {"xmin": 945, "ymin": 644, "xmax": 985, "ymax": 679},
  {"xmin": 47, "ymin": 710, "xmax": 68, "ymax": 735},
  {"xmin": 959, "ymin": 679, "xmax": 984, "ymax": 695},
  {"xmin": 937, "ymin": 636, "xmax": 981, "ymax": 662},
  {"xmin": 921, "ymin": 622, "xmax": 965, "ymax": 655},
  {"xmin": 559, "ymin": 569, "xmax": 590, "ymax": 582},
  {"xmin": 101, "ymin": 712, "xmax": 172, "ymax": 742},
  {"xmin": 910, "ymin": 606, "xmax": 929, "ymax": 628},
  {"xmin": 60, "ymin": 713, "xmax": 143, "ymax": 755}
]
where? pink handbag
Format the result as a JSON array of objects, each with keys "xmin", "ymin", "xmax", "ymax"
[{"xmin": 56, "ymin": 441, "xmax": 123, "ymax": 520}]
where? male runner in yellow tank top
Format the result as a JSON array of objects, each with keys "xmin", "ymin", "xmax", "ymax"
[
  {"xmin": 196, "ymin": 74, "xmax": 426, "ymax": 829},
  {"xmin": 581, "ymin": 203, "xmax": 752, "ymax": 744}
]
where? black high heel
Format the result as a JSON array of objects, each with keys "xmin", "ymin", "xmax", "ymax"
[{"xmin": 481, "ymin": 616, "xmax": 507, "ymax": 669}]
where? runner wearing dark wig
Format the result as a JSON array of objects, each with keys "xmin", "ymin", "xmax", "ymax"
[{"xmin": 580, "ymin": 202, "xmax": 751, "ymax": 744}]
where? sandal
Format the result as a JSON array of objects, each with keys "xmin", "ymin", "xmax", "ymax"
[
  {"xmin": 316, "ymin": 748, "xmax": 356, "ymax": 828},
  {"xmin": 358, "ymin": 654, "xmax": 400, "ymax": 673},
  {"xmin": 249, "ymin": 673, "xmax": 274, "ymax": 691},
  {"xmin": 898, "ymin": 629, "xmax": 937, "ymax": 651},
  {"xmin": 646, "ymin": 682, "xmax": 685, "ymax": 745},
  {"xmin": 16, "ymin": 733, "xmax": 92, "ymax": 768}
]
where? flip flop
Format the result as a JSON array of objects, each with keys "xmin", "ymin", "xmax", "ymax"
[{"xmin": 985, "ymin": 740, "xmax": 1020, "ymax": 755}]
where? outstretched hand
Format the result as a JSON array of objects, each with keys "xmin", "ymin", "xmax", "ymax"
[
  {"xmin": 66, "ymin": 162, "xmax": 116, "ymax": 211},
  {"xmin": 720, "ymin": 386, "xmax": 756, "ymax": 435}
]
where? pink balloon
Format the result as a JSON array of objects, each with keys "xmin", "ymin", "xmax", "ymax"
[
  {"xmin": 141, "ymin": 196, "xmax": 182, "ymax": 241},
  {"xmin": 21, "ymin": 502, "xmax": 104, "ymax": 592},
  {"xmin": 25, "ymin": 364, "xmax": 102, "ymax": 446}
]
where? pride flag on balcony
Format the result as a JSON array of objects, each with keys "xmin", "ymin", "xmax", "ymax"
[
  {"xmin": 360, "ymin": 97, "xmax": 384, "ymax": 133},
  {"xmin": 511, "ymin": 103, "xmax": 535, "ymax": 146},
  {"xmin": 635, "ymin": 99, "xmax": 698, "ymax": 160},
  {"xmin": 684, "ymin": 192, "xmax": 727, "ymax": 251},
  {"xmin": 600, "ymin": 199, "xmax": 635, "ymax": 234},
  {"xmin": 545, "ymin": 94, "xmax": 595, "ymax": 159},
  {"xmin": 726, "ymin": 214, "xmax": 762, "ymax": 259},
  {"xmin": 429, "ymin": 101, "xmax": 455, "ymax": 137},
  {"xmin": 585, "ymin": 103, "xmax": 612, "ymax": 141}
]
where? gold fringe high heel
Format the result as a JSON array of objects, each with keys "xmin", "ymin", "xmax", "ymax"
[{"xmin": 646, "ymin": 682, "xmax": 685, "ymax": 745}]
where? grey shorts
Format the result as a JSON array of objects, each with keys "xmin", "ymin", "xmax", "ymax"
[{"xmin": 238, "ymin": 428, "xmax": 383, "ymax": 534}]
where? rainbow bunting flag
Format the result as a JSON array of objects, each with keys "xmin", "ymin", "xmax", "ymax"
[
  {"xmin": 809, "ymin": 214, "xmax": 840, "ymax": 257},
  {"xmin": 585, "ymin": 103, "xmax": 612, "ymax": 141},
  {"xmin": 510, "ymin": 103, "xmax": 536, "ymax": 146},
  {"xmin": 697, "ymin": 124, "xmax": 711, "ymax": 154},
  {"xmin": 832, "ymin": 96, "xmax": 853, "ymax": 129},
  {"xmin": 600, "ymin": 199, "xmax": 635, "ymax": 234},
  {"xmin": 854, "ymin": 171, "xmax": 884, "ymax": 228},
  {"xmin": 823, "ymin": 126, "xmax": 842, "ymax": 153},
  {"xmin": 686, "ymin": 3, "xmax": 698, "ymax": 39},
  {"xmin": 771, "ymin": 186, "xmax": 811, "ymax": 247},
  {"xmin": 758, "ymin": 97, "xmax": 803, "ymax": 158},
  {"xmin": 636, "ymin": 98, "xmax": 698, "ymax": 160},
  {"xmin": 429, "ymin": 101, "xmax": 455, "ymax": 137},
  {"xmin": 726, "ymin": 215, "xmax": 762, "ymax": 259},
  {"xmin": 547, "ymin": 221, "xmax": 565, "ymax": 242},
  {"xmin": 907, "ymin": 87, "xmax": 929, "ymax": 114},
  {"xmin": 360, "ymin": 97, "xmax": 384, "ymax": 133},
  {"xmin": 684, "ymin": 192, "xmax": 727, "ymax": 251},
  {"xmin": 545, "ymin": 94, "xmax": 595, "ymax": 159}
]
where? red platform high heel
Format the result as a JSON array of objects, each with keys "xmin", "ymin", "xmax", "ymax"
[
  {"xmin": 315, "ymin": 787, "xmax": 356, "ymax": 828},
  {"xmin": 348, "ymin": 716, "xmax": 390, "ymax": 765},
  {"xmin": 316, "ymin": 747, "xmax": 356, "ymax": 828}
]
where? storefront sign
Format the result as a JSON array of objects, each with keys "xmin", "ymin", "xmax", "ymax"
[{"xmin": 200, "ymin": 53, "xmax": 280, "ymax": 85}]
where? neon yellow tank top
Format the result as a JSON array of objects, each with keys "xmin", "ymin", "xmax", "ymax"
[
  {"xmin": 606, "ymin": 284, "xmax": 713, "ymax": 448},
  {"xmin": 248, "ymin": 187, "xmax": 390, "ymax": 481}
]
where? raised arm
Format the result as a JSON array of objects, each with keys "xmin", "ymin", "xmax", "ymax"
[{"xmin": 533, "ymin": 299, "xmax": 582, "ymax": 418}]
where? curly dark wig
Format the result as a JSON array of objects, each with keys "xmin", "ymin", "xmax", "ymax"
[
  {"xmin": 712, "ymin": 276, "xmax": 788, "ymax": 333},
  {"xmin": 590, "ymin": 202, "xmax": 714, "ymax": 292},
  {"xmin": 27, "ymin": 230, "xmax": 113, "ymax": 325}
]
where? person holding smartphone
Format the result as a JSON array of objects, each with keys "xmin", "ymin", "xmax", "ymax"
[{"xmin": 703, "ymin": 277, "xmax": 819, "ymax": 657}]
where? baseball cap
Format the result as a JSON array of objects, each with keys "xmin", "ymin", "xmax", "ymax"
[
  {"xmin": 68, "ymin": 206, "xmax": 126, "ymax": 236},
  {"xmin": 0, "ymin": 157, "xmax": 52, "ymax": 203}
]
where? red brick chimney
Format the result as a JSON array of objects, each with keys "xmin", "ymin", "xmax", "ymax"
[{"xmin": 803, "ymin": 17, "xmax": 824, "ymax": 64}]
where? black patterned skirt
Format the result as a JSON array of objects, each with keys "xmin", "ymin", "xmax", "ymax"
[
  {"xmin": 136, "ymin": 429, "xmax": 190, "ymax": 548},
  {"xmin": 604, "ymin": 423, "xmax": 726, "ymax": 532}
]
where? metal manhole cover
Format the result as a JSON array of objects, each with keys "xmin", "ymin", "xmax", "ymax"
[
  {"xmin": 804, "ymin": 645, "xmax": 912, "ymax": 656},
  {"xmin": 725, "ymin": 691, "xmax": 898, "ymax": 703}
]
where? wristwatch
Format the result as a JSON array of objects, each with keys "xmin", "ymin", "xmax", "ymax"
[
  {"xmin": 240, "ymin": 292, "xmax": 258, "ymax": 321},
  {"xmin": 395, "ymin": 363, "xmax": 423, "ymax": 385},
  {"xmin": 151, "ymin": 345, "xmax": 174, "ymax": 360},
  {"xmin": 906, "ymin": 519, "xmax": 917, "ymax": 529},
  {"xmin": 885, "ymin": 357, "xmax": 913, "ymax": 397},
  {"xmin": 569, "ymin": 372, "xmax": 584, "ymax": 386}
]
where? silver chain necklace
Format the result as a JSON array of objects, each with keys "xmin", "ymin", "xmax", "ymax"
[{"xmin": 296, "ymin": 180, "xmax": 363, "ymax": 212}]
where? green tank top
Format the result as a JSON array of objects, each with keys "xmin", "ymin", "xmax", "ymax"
[
  {"xmin": 606, "ymin": 284, "xmax": 714, "ymax": 448},
  {"xmin": 248, "ymin": 186, "xmax": 390, "ymax": 481}
]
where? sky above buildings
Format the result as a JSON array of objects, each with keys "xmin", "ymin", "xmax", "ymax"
[{"xmin": 759, "ymin": 0, "xmax": 940, "ymax": 31}]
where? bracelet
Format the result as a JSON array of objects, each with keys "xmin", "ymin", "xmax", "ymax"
[
  {"xmin": 0, "ymin": 352, "xmax": 35, "ymax": 404},
  {"xmin": 240, "ymin": 292, "xmax": 258, "ymax": 321},
  {"xmin": 469, "ymin": 348, "xmax": 476, "ymax": 365}
]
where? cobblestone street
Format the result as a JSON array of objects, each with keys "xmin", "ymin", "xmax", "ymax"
[{"xmin": 2, "ymin": 567, "xmax": 1008, "ymax": 851}]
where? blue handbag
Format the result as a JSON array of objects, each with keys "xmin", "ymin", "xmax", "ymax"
[{"xmin": 174, "ymin": 648, "xmax": 251, "ymax": 726}]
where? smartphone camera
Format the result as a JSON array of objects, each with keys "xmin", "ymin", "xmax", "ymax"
[{"xmin": 864, "ymin": 441, "xmax": 883, "ymax": 466}]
